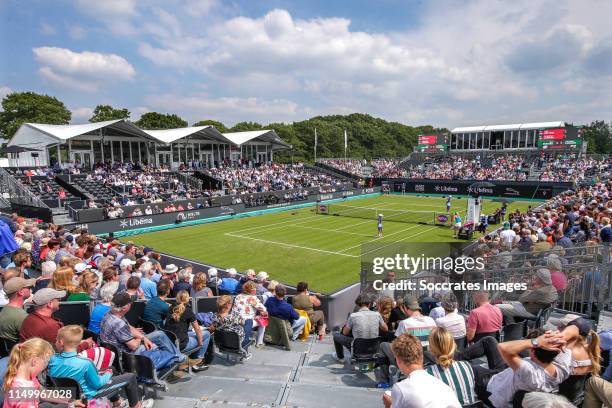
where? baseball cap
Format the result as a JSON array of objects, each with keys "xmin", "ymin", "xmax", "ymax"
[
  {"xmin": 32, "ymin": 288, "xmax": 66, "ymax": 305},
  {"xmin": 503, "ymin": 221, "xmax": 510, "ymax": 230},
  {"xmin": 74, "ymin": 263, "xmax": 92, "ymax": 274},
  {"xmin": 112, "ymin": 292, "xmax": 133, "ymax": 308},
  {"xmin": 402, "ymin": 295, "xmax": 421, "ymax": 310},
  {"xmin": 3, "ymin": 277, "xmax": 36, "ymax": 295}
]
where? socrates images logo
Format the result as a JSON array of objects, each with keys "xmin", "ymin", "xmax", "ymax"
[{"xmin": 436, "ymin": 214, "xmax": 449, "ymax": 223}]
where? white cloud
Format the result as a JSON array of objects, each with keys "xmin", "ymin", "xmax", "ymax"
[
  {"xmin": 40, "ymin": 23, "xmax": 57, "ymax": 36},
  {"xmin": 74, "ymin": 0, "xmax": 136, "ymax": 17},
  {"xmin": 33, "ymin": 47, "xmax": 135, "ymax": 92},
  {"xmin": 68, "ymin": 25, "xmax": 87, "ymax": 40},
  {"xmin": 70, "ymin": 107, "xmax": 94, "ymax": 123},
  {"xmin": 0, "ymin": 86, "xmax": 12, "ymax": 101}
]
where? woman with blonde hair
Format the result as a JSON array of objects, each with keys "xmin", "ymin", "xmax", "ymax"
[
  {"xmin": 67, "ymin": 270, "xmax": 99, "ymax": 302},
  {"xmin": 558, "ymin": 315, "xmax": 601, "ymax": 377},
  {"xmin": 163, "ymin": 290, "xmax": 210, "ymax": 372},
  {"xmin": 2, "ymin": 338, "xmax": 55, "ymax": 408},
  {"xmin": 191, "ymin": 272, "xmax": 212, "ymax": 297},
  {"xmin": 425, "ymin": 327, "xmax": 478, "ymax": 406},
  {"xmin": 48, "ymin": 266, "xmax": 76, "ymax": 300}
]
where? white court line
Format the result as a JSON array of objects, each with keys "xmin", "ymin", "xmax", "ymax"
[
  {"xmin": 224, "ymin": 232, "xmax": 359, "ymax": 258},
  {"xmin": 338, "ymin": 224, "xmax": 422, "ymax": 253},
  {"xmin": 291, "ymin": 224, "xmax": 373, "ymax": 237}
]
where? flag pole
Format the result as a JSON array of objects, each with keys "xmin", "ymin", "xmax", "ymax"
[{"xmin": 314, "ymin": 127, "xmax": 317, "ymax": 163}]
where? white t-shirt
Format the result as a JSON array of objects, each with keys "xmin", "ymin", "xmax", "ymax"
[
  {"xmin": 391, "ymin": 369, "xmax": 461, "ymax": 408},
  {"xmin": 499, "ymin": 229, "xmax": 516, "ymax": 247},
  {"xmin": 435, "ymin": 312, "xmax": 466, "ymax": 339},
  {"xmin": 395, "ymin": 315, "xmax": 437, "ymax": 347},
  {"xmin": 487, "ymin": 349, "xmax": 572, "ymax": 408}
]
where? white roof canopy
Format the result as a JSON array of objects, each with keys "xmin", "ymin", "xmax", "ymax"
[
  {"xmin": 8, "ymin": 121, "xmax": 290, "ymax": 150},
  {"xmin": 452, "ymin": 121, "xmax": 565, "ymax": 133},
  {"xmin": 223, "ymin": 130, "xmax": 291, "ymax": 149}
]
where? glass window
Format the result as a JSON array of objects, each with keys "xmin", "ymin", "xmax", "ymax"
[
  {"xmin": 519, "ymin": 130, "xmax": 527, "ymax": 148},
  {"xmin": 93, "ymin": 140, "xmax": 102, "ymax": 164},
  {"xmin": 172, "ymin": 144, "xmax": 179, "ymax": 162},
  {"xmin": 111, "ymin": 141, "xmax": 121, "ymax": 163},
  {"xmin": 462, "ymin": 133, "xmax": 469, "ymax": 149},
  {"xmin": 504, "ymin": 131, "xmax": 512, "ymax": 148},
  {"xmin": 483, "ymin": 132, "xmax": 490, "ymax": 149},
  {"xmin": 527, "ymin": 130, "xmax": 536, "ymax": 147}
]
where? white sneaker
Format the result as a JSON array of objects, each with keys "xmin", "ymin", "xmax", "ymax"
[
  {"xmin": 241, "ymin": 352, "xmax": 253, "ymax": 361},
  {"xmin": 331, "ymin": 352, "xmax": 344, "ymax": 363},
  {"xmin": 140, "ymin": 398, "xmax": 155, "ymax": 408}
]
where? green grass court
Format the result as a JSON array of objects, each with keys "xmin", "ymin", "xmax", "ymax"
[{"xmin": 129, "ymin": 194, "xmax": 536, "ymax": 294}]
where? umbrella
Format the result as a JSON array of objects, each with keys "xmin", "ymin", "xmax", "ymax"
[{"xmin": 1, "ymin": 145, "xmax": 38, "ymax": 154}]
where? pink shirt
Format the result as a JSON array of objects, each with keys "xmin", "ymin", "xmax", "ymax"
[
  {"xmin": 467, "ymin": 303, "xmax": 502, "ymax": 334},
  {"xmin": 3, "ymin": 376, "xmax": 41, "ymax": 408},
  {"xmin": 550, "ymin": 271, "xmax": 568, "ymax": 290}
]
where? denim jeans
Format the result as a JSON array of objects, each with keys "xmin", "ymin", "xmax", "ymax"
[
  {"xmin": 136, "ymin": 330, "xmax": 186, "ymax": 362},
  {"xmin": 291, "ymin": 316, "xmax": 307, "ymax": 340},
  {"xmin": 184, "ymin": 330, "xmax": 211, "ymax": 359}
]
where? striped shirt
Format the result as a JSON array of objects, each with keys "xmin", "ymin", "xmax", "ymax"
[
  {"xmin": 426, "ymin": 361, "xmax": 477, "ymax": 406},
  {"xmin": 395, "ymin": 315, "xmax": 436, "ymax": 347}
]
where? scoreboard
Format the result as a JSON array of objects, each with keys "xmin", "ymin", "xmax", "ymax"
[
  {"xmin": 416, "ymin": 134, "xmax": 449, "ymax": 152},
  {"xmin": 537, "ymin": 127, "xmax": 583, "ymax": 150}
]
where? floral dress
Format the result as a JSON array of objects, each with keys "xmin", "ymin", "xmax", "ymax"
[
  {"xmin": 213, "ymin": 309, "xmax": 245, "ymax": 343},
  {"xmin": 232, "ymin": 294, "xmax": 267, "ymax": 320}
]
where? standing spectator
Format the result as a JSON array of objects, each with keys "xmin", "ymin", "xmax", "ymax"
[
  {"xmin": 0, "ymin": 277, "xmax": 35, "ymax": 342},
  {"xmin": 293, "ymin": 281, "xmax": 326, "ymax": 341},
  {"xmin": 381, "ymin": 333, "xmax": 461, "ymax": 408},
  {"xmin": 332, "ymin": 294, "xmax": 387, "ymax": 363},
  {"xmin": 163, "ymin": 290, "xmax": 211, "ymax": 372},
  {"xmin": 466, "ymin": 291, "xmax": 503, "ymax": 343},
  {"xmin": 265, "ymin": 285, "xmax": 307, "ymax": 341}
]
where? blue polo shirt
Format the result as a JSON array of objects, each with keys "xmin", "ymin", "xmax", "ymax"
[
  {"xmin": 142, "ymin": 296, "xmax": 170, "ymax": 327},
  {"xmin": 140, "ymin": 278, "xmax": 157, "ymax": 301}
]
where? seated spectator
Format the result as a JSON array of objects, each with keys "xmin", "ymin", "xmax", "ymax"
[
  {"xmin": 600, "ymin": 326, "xmax": 612, "ymax": 380},
  {"xmin": 293, "ymin": 282, "xmax": 326, "ymax": 340},
  {"xmin": 556, "ymin": 314, "xmax": 601, "ymax": 376},
  {"xmin": 171, "ymin": 269, "xmax": 192, "ymax": 298},
  {"xmin": 218, "ymin": 268, "xmax": 239, "ymax": 295},
  {"xmin": 433, "ymin": 293, "xmax": 466, "ymax": 340},
  {"xmin": 19, "ymin": 288, "xmax": 65, "ymax": 344},
  {"xmin": 206, "ymin": 267, "xmax": 221, "ymax": 294},
  {"xmin": 486, "ymin": 329, "xmax": 571, "ymax": 408},
  {"xmin": 123, "ymin": 276, "xmax": 144, "ymax": 301},
  {"xmin": 212, "ymin": 295, "xmax": 251, "ymax": 360},
  {"xmin": 33, "ymin": 260, "xmax": 56, "ymax": 292},
  {"xmin": 425, "ymin": 327, "xmax": 478, "ymax": 406},
  {"xmin": 0, "ymin": 277, "xmax": 35, "ymax": 342},
  {"xmin": 237, "ymin": 269, "xmax": 256, "ymax": 293},
  {"xmin": 381, "ymin": 333, "xmax": 461, "ymax": 408},
  {"xmin": 0, "ymin": 269, "xmax": 18, "ymax": 306},
  {"xmin": 138, "ymin": 262, "xmax": 157, "ymax": 301},
  {"xmin": 143, "ymin": 279, "xmax": 171, "ymax": 327},
  {"xmin": 2, "ymin": 338, "xmax": 57, "ymax": 408},
  {"xmin": 49, "ymin": 325, "xmax": 154, "ymax": 408},
  {"xmin": 584, "ymin": 376, "xmax": 612, "ymax": 408},
  {"xmin": 394, "ymin": 295, "xmax": 437, "ymax": 347},
  {"xmin": 88, "ymin": 282, "xmax": 119, "ymax": 335},
  {"xmin": 163, "ymin": 290, "xmax": 211, "ymax": 372},
  {"xmin": 376, "ymin": 296, "xmax": 395, "ymax": 341},
  {"xmin": 388, "ymin": 297, "xmax": 407, "ymax": 332},
  {"xmin": 265, "ymin": 284, "xmax": 306, "ymax": 341},
  {"xmin": 547, "ymin": 256, "xmax": 568, "ymax": 291},
  {"xmin": 68, "ymin": 270, "xmax": 99, "ymax": 301},
  {"xmin": 190, "ymin": 272, "xmax": 212, "ymax": 297},
  {"xmin": 333, "ymin": 293, "xmax": 387, "ymax": 363},
  {"xmin": 466, "ymin": 291, "xmax": 503, "ymax": 343},
  {"xmin": 47, "ymin": 266, "xmax": 76, "ymax": 301},
  {"xmin": 232, "ymin": 281, "xmax": 268, "ymax": 349},
  {"xmin": 255, "ymin": 271, "xmax": 269, "ymax": 296},
  {"xmin": 497, "ymin": 269, "xmax": 558, "ymax": 324},
  {"xmin": 99, "ymin": 292, "xmax": 184, "ymax": 362}
]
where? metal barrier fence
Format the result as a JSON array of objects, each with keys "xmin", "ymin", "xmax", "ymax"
[
  {"xmin": 0, "ymin": 167, "xmax": 49, "ymax": 209},
  {"xmin": 360, "ymin": 244, "xmax": 611, "ymax": 320}
]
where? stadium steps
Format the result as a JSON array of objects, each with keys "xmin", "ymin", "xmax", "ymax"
[{"xmin": 154, "ymin": 335, "xmax": 382, "ymax": 408}]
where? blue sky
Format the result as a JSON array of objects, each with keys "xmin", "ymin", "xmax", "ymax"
[{"xmin": 1, "ymin": 0, "xmax": 611, "ymax": 128}]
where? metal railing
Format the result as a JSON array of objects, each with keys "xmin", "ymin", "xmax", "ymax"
[
  {"xmin": 0, "ymin": 167, "xmax": 49, "ymax": 208},
  {"xmin": 361, "ymin": 243, "xmax": 611, "ymax": 320},
  {"xmin": 176, "ymin": 171, "xmax": 203, "ymax": 191}
]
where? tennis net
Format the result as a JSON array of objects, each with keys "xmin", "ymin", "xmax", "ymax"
[{"xmin": 317, "ymin": 203, "xmax": 451, "ymax": 226}]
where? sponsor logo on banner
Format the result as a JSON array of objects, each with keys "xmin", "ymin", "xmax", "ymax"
[
  {"xmin": 219, "ymin": 206, "xmax": 235, "ymax": 215},
  {"xmin": 119, "ymin": 217, "xmax": 154, "ymax": 229},
  {"xmin": 176, "ymin": 211, "xmax": 201, "ymax": 221},
  {"xmin": 467, "ymin": 186, "xmax": 494, "ymax": 195},
  {"xmin": 415, "ymin": 184, "xmax": 425, "ymax": 192},
  {"xmin": 319, "ymin": 194, "xmax": 333, "ymax": 200},
  {"xmin": 435, "ymin": 185, "xmax": 459, "ymax": 193},
  {"xmin": 436, "ymin": 214, "xmax": 449, "ymax": 223},
  {"xmin": 343, "ymin": 191, "xmax": 354, "ymax": 197},
  {"xmin": 363, "ymin": 188, "xmax": 375, "ymax": 193}
]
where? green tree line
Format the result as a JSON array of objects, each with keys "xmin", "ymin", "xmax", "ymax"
[{"xmin": 1, "ymin": 91, "xmax": 611, "ymax": 159}]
